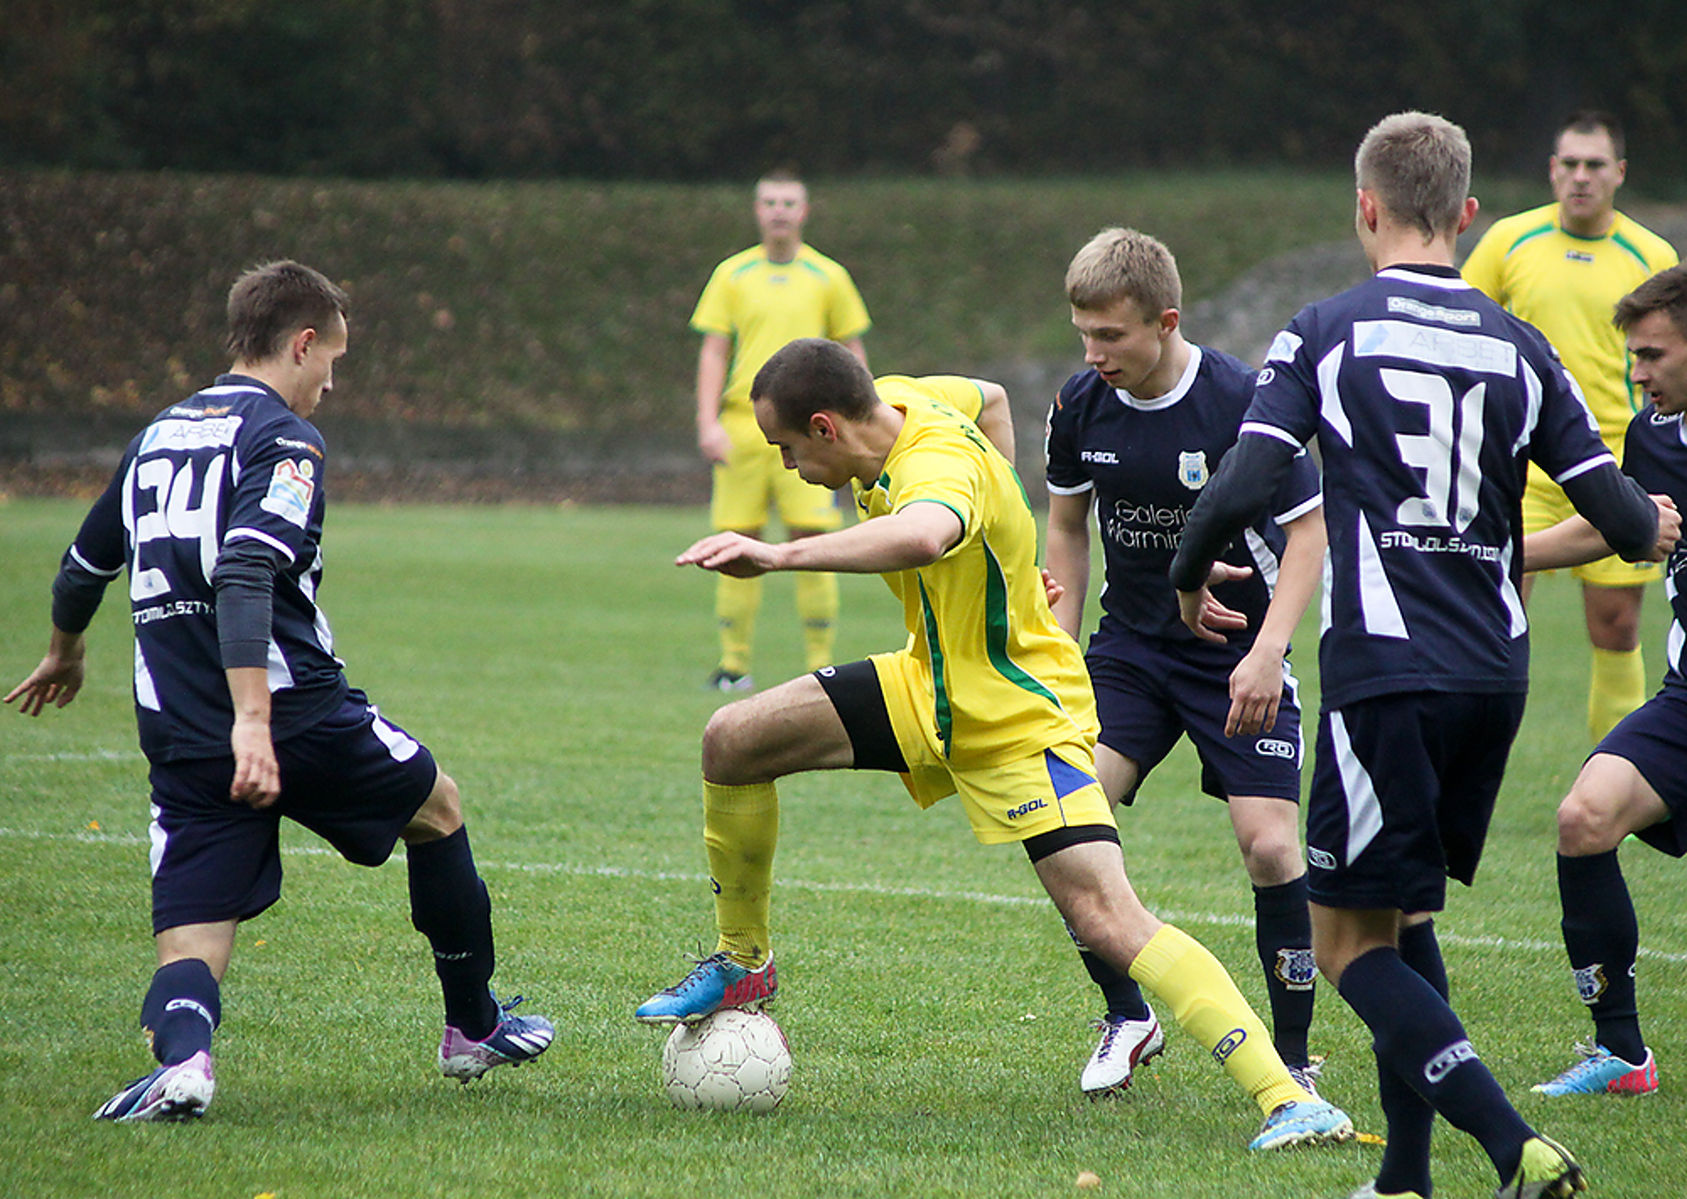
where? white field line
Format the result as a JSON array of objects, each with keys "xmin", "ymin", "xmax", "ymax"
[{"xmin": 4, "ymin": 824, "xmax": 1684, "ymax": 965}]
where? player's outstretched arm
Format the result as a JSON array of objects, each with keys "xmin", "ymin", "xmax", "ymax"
[
  {"xmin": 679, "ymin": 501, "xmax": 963, "ymax": 578},
  {"xmin": 1526, "ymin": 495, "xmax": 1680, "ymax": 571},
  {"xmin": 1226, "ymin": 505, "xmax": 1325, "ymax": 737},
  {"xmin": 4, "ymin": 628, "xmax": 88, "ymax": 717}
]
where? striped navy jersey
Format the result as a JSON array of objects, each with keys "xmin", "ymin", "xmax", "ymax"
[
  {"xmin": 1240, "ymin": 265, "xmax": 1613, "ymax": 707},
  {"xmin": 1045, "ymin": 344, "xmax": 1321, "ymax": 646},
  {"xmin": 61, "ymin": 374, "xmax": 348, "ymax": 761},
  {"xmin": 1618, "ymin": 405, "xmax": 1687, "ymax": 691}
]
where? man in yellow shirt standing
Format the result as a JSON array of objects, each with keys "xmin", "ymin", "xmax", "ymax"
[
  {"xmin": 692, "ymin": 170, "xmax": 872, "ymax": 691},
  {"xmin": 635, "ymin": 338, "xmax": 1353, "ymax": 1154},
  {"xmin": 1463, "ymin": 110, "xmax": 1679, "ymax": 740}
]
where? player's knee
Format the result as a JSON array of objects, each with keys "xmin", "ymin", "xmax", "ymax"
[
  {"xmin": 405, "ymin": 771, "xmax": 463, "ymax": 843},
  {"xmin": 700, "ymin": 703, "xmax": 755, "ymax": 783},
  {"xmin": 1556, "ymin": 788, "xmax": 1626, "ymax": 855}
]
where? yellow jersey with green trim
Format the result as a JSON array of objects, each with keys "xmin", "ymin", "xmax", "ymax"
[
  {"xmin": 691, "ymin": 243, "xmax": 871, "ymax": 414},
  {"xmin": 1462, "ymin": 202, "xmax": 1678, "ymax": 446},
  {"xmin": 854, "ymin": 376, "xmax": 1098, "ymax": 769}
]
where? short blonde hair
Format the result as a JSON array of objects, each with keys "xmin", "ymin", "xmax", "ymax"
[
  {"xmin": 1354, "ymin": 111, "xmax": 1471, "ymax": 241},
  {"xmin": 1065, "ymin": 227, "xmax": 1181, "ymax": 316}
]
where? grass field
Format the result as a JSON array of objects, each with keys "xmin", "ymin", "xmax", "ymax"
[{"xmin": 2, "ymin": 499, "xmax": 1685, "ymax": 1198}]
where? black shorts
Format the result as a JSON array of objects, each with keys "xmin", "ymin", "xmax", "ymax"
[
  {"xmin": 1087, "ymin": 629, "xmax": 1302, "ymax": 803},
  {"xmin": 1305, "ymin": 690, "xmax": 1525, "ymax": 912},
  {"xmin": 148, "ymin": 690, "xmax": 438, "ymax": 933},
  {"xmin": 1592, "ymin": 687, "xmax": 1687, "ymax": 857}
]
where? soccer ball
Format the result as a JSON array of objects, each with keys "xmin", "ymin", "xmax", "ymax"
[{"xmin": 661, "ymin": 1009, "xmax": 791, "ymax": 1113}]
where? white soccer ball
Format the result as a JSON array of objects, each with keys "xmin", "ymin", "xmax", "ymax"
[{"xmin": 661, "ymin": 1009, "xmax": 791, "ymax": 1113}]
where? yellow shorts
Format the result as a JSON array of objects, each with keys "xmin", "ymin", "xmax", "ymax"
[
  {"xmin": 710, "ymin": 407, "xmax": 844, "ymax": 533},
  {"xmin": 1522, "ymin": 464, "xmax": 1661, "ymax": 588},
  {"xmin": 869, "ymin": 650, "xmax": 1115, "ymax": 845}
]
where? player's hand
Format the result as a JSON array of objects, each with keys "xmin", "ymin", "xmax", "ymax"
[
  {"xmin": 1041, "ymin": 568, "xmax": 1065, "ymax": 610},
  {"xmin": 677, "ymin": 531, "xmax": 782, "ymax": 578},
  {"xmin": 1176, "ymin": 562, "xmax": 1253, "ymax": 643},
  {"xmin": 698, "ymin": 420, "xmax": 732, "ymax": 465},
  {"xmin": 1226, "ymin": 644, "xmax": 1284, "ymax": 737},
  {"xmin": 228, "ymin": 715, "xmax": 281, "ymax": 809},
  {"xmin": 4, "ymin": 640, "xmax": 87, "ymax": 717},
  {"xmin": 1650, "ymin": 493, "xmax": 1681, "ymax": 560}
]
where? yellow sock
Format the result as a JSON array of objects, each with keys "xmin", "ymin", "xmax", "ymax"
[
  {"xmin": 796, "ymin": 571, "xmax": 839, "ymax": 671},
  {"xmin": 715, "ymin": 574, "xmax": 761, "ymax": 675},
  {"xmin": 1589, "ymin": 645, "xmax": 1645, "ymax": 741},
  {"xmin": 703, "ymin": 780, "xmax": 778, "ymax": 966},
  {"xmin": 1129, "ymin": 924, "xmax": 1303, "ymax": 1116}
]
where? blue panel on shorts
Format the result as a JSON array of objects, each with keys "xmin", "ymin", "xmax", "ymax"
[{"xmin": 1045, "ymin": 748, "xmax": 1096, "ymax": 800}]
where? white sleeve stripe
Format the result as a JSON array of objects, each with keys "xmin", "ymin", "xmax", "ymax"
[
  {"xmin": 1239, "ymin": 421, "xmax": 1302, "ymax": 447},
  {"xmin": 1554, "ymin": 453, "xmax": 1618, "ymax": 484},
  {"xmin": 1045, "ymin": 480, "xmax": 1095, "ymax": 496},
  {"xmin": 1275, "ymin": 494, "xmax": 1323, "ymax": 524},
  {"xmin": 68, "ymin": 545, "xmax": 124, "ymax": 578},
  {"xmin": 225, "ymin": 527, "xmax": 298, "ymax": 564}
]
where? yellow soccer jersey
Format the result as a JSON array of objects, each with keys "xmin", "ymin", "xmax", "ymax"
[
  {"xmin": 854, "ymin": 376, "xmax": 1098, "ymax": 770},
  {"xmin": 691, "ymin": 244, "xmax": 871, "ymax": 414},
  {"xmin": 1463, "ymin": 202, "xmax": 1678, "ymax": 445}
]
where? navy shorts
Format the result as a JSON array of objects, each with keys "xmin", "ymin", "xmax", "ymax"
[
  {"xmin": 148, "ymin": 690, "xmax": 438, "ymax": 934},
  {"xmin": 1592, "ymin": 687, "xmax": 1687, "ymax": 857},
  {"xmin": 1086, "ymin": 628, "xmax": 1302, "ymax": 804},
  {"xmin": 1305, "ymin": 690, "xmax": 1525, "ymax": 912}
]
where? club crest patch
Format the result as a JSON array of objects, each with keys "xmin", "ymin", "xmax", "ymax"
[
  {"xmin": 261, "ymin": 458, "xmax": 316, "ymax": 528},
  {"xmin": 1178, "ymin": 450, "xmax": 1209, "ymax": 490},
  {"xmin": 1574, "ymin": 962, "xmax": 1608, "ymax": 1005},
  {"xmin": 1274, "ymin": 947, "xmax": 1318, "ymax": 991}
]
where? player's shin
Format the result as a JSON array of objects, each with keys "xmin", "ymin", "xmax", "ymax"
[
  {"xmin": 408, "ymin": 826, "xmax": 498, "ymax": 1039},
  {"xmin": 703, "ymin": 780, "xmax": 779, "ymax": 967},
  {"xmin": 142, "ymin": 958, "xmax": 221, "ymax": 1066},
  {"xmin": 1129, "ymin": 923, "xmax": 1303, "ymax": 1114}
]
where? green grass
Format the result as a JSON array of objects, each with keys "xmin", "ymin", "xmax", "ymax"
[{"xmin": 1, "ymin": 499, "xmax": 1684, "ymax": 1198}]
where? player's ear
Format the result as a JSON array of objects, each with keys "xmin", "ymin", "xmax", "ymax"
[
  {"xmin": 1157, "ymin": 308, "xmax": 1180, "ymax": 338},
  {"xmin": 810, "ymin": 412, "xmax": 838, "ymax": 441},
  {"xmin": 1456, "ymin": 195, "xmax": 1479, "ymax": 236},
  {"xmin": 291, "ymin": 327, "xmax": 317, "ymax": 363}
]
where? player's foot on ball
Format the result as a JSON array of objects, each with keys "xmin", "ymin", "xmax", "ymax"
[
  {"xmin": 636, "ymin": 951, "xmax": 776, "ymax": 1024},
  {"xmin": 1496, "ymin": 1134, "xmax": 1587, "ymax": 1198},
  {"xmin": 1531, "ymin": 1039, "xmax": 1657, "ymax": 1096},
  {"xmin": 93, "ymin": 1049, "xmax": 215, "ymax": 1122},
  {"xmin": 439, "ymin": 993, "xmax": 555, "ymax": 1083},
  {"xmin": 1080, "ymin": 1012, "xmax": 1164, "ymax": 1096},
  {"xmin": 706, "ymin": 668, "xmax": 754, "ymax": 693},
  {"xmin": 1247, "ymin": 1097, "xmax": 1355, "ymax": 1151}
]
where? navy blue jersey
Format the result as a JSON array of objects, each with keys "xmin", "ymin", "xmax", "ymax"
[
  {"xmin": 1619, "ymin": 405, "xmax": 1687, "ymax": 691},
  {"xmin": 1240, "ymin": 265, "xmax": 1614, "ymax": 707},
  {"xmin": 61, "ymin": 375, "xmax": 347, "ymax": 761},
  {"xmin": 1045, "ymin": 345, "xmax": 1322, "ymax": 645}
]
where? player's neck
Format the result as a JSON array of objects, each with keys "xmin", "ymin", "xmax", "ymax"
[
  {"xmin": 232, "ymin": 359, "xmax": 308, "ymax": 415},
  {"xmin": 851, "ymin": 402, "xmax": 907, "ymax": 484},
  {"xmin": 1130, "ymin": 334, "xmax": 1191, "ymax": 402},
  {"xmin": 763, "ymin": 235, "xmax": 803, "ymax": 264},
  {"xmin": 1366, "ymin": 227, "xmax": 1458, "ymax": 273},
  {"xmin": 1559, "ymin": 205, "xmax": 1617, "ymax": 239}
]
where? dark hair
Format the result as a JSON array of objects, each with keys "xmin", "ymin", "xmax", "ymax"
[
  {"xmin": 1557, "ymin": 109, "xmax": 1625, "ymax": 160},
  {"xmin": 751, "ymin": 338, "xmax": 876, "ymax": 429},
  {"xmin": 226, "ymin": 260, "xmax": 348, "ymax": 363},
  {"xmin": 1614, "ymin": 264, "xmax": 1687, "ymax": 335}
]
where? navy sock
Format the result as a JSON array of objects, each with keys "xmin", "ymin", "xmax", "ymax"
[
  {"xmin": 1253, "ymin": 875, "xmax": 1315, "ymax": 1067},
  {"xmin": 408, "ymin": 827, "xmax": 499, "ymax": 1039},
  {"xmin": 1067, "ymin": 921, "xmax": 1152, "ymax": 1021},
  {"xmin": 141, "ymin": 958, "xmax": 220, "ymax": 1066},
  {"xmin": 1558, "ymin": 850, "xmax": 1645, "ymax": 1063},
  {"xmin": 1372, "ymin": 920, "xmax": 1447, "ymax": 1199},
  {"xmin": 1339, "ymin": 945, "xmax": 1532, "ymax": 1186}
]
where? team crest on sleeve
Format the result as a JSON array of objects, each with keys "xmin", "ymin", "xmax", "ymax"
[
  {"xmin": 261, "ymin": 458, "xmax": 316, "ymax": 528},
  {"xmin": 1177, "ymin": 450, "xmax": 1209, "ymax": 490}
]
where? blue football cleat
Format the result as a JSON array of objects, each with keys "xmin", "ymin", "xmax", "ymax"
[
  {"xmin": 635, "ymin": 952, "xmax": 776, "ymax": 1025},
  {"xmin": 1248, "ymin": 1097, "xmax": 1355, "ymax": 1151},
  {"xmin": 1531, "ymin": 1040, "xmax": 1657, "ymax": 1096}
]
